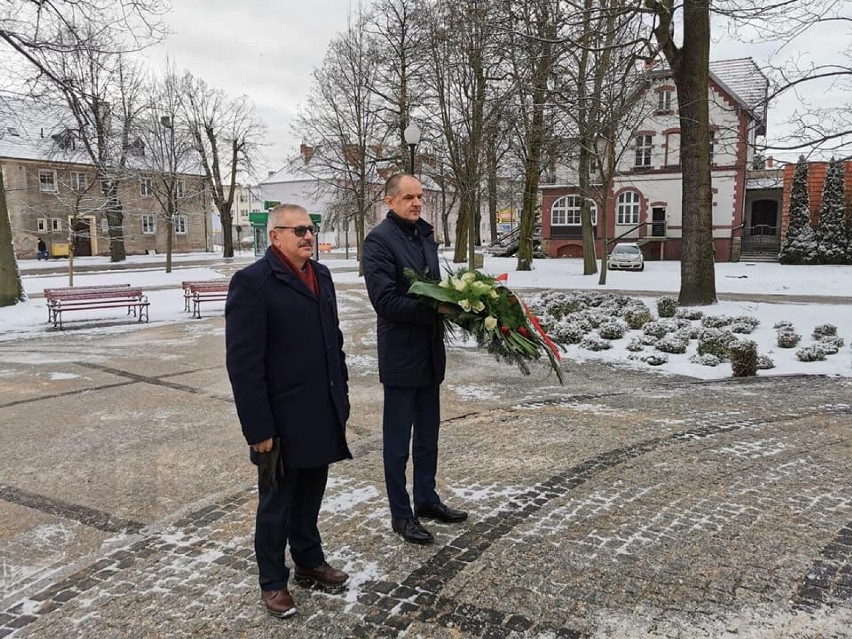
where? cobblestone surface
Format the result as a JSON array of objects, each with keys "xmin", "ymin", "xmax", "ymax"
[{"xmin": 0, "ymin": 285, "xmax": 850, "ymax": 637}]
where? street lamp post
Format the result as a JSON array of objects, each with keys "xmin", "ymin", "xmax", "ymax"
[{"xmin": 403, "ymin": 124, "xmax": 421, "ymax": 175}]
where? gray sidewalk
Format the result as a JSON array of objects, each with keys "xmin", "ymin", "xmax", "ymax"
[{"xmin": 0, "ymin": 285, "xmax": 850, "ymax": 638}]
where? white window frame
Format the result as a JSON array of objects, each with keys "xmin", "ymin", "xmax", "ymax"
[
  {"xmin": 175, "ymin": 180, "xmax": 185, "ymax": 198},
  {"xmin": 70, "ymin": 171, "xmax": 88, "ymax": 192},
  {"xmin": 37, "ymin": 218, "xmax": 48, "ymax": 232},
  {"xmin": 616, "ymin": 191, "xmax": 641, "ymax": 225},
  {"xmin": 39, "ymin": 169, "xmax": 58, "ymax": 192},
  {"xmin": 657, "ymin": 90, "xmax": 673, "ymax": 112},
  {"xmin": 174, "ymin": 214, "xmax": 188, "ymax": 235},
  {"xmin": 551, "ymin": 195, "xmax": 597, "ymax": 226},
  {"xmin": 140, "ymin": 177, "xmax": 153, "ymax": 197},
  {"xmin": 101, "ymin": 218, "xmax": 109, "ymax": 234},
  {"xmin": 634, "ymin": 135, "xmax": 653, "ymax": 168},
  {"xmin": 51, "ymin": 218, "xmax": 62, "ymax": 232},
  {"xmin": 142, "ymin": 214, "xmax": 156, "ymax": 235},
  {"xmin": 709, "ymin": 130, "xmax": 715, "ymax": 162}
]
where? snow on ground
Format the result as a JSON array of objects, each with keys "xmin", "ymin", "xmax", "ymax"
[{"xmin": 5, "ymin": 252, "xmax": 852, "ymax": 379}]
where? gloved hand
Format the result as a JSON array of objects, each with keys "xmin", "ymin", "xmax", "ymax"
[{"xmin": 257, "ymin": 437, "xmax": 284, "ymax": 491}]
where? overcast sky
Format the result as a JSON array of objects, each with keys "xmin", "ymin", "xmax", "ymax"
[{"xmin": 151, "ymin": 1, "xmax": 847, "ymax": 178}]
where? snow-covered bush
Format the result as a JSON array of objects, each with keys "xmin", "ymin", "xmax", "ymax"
[
  {"xmin": 820, "ymin": 335, "xmax": 845, "ymax": 349},
  {"xmin": 756, "ymin": 355, "xmax": 775, "ymax": 370},
  {"xmin": 642, "ymin": 353, "xmax": 669, "ymax": 366},
  {"xmin": 580, "ymin": 335, "xmax": 612, "ymax": 351},
  {"xmin": 729, "ymin": 340, "xmax": 758, "ymax": 377},
  {"xmin": 776, "ymin": 329, "xmax": 801, "ymax": 348},
  {"xmin": 549, "ymin": 320, "xmax": 587, "ymax": 345},
  {"xmin": 656, "ymin": 296, "xmax": 678, "ymax": 318},
  {"xmin": 817, "ymin": 340, "xmax": 840, "ymax": 355},
  {"xmin": 697, "ymin": 328, "xmax": 737, "ymax": 360},
  {"xmin": 812, "ymin": 324, "xmax": 837, "ymax": 340},
  {"xmin": 640, "ymin": 334, "xmax": 659, "ymax": 346},
  {"xmin": 656, "ymin": 335, "xmax": 688, "ymax": 354},
  {"xmin": 643, "ymin": 319, "xmax": 678, "ymax": 338},
  {"xmin": 626, "ymin": 336, "xmax": 645, "ymax": 352},
  {"xmin": 599, "ymin": 319, "xmax": 629, "ymax": 340},
  {"xmin": 690, "ymin": 353, "xmax": 721, "ymax": 367},
  {"xmin": 773, "ymin": 320, "xmax": 794, "ymax": 330},
  {"xmin": 796, "ymin": 344, "xmax": 827, "ymax": 362},
  {"xmin": 730, "ymin": 321, "xmax": 757, "ymax": 334},
  {"xmin": 674, "ymin": 327, "xmax": 696, "ymax": 342},
  {"xmin": 623, "ymin": 304, "xmax": 652, "ymax": 329},
  {"xmin": 702, "ymin": 315, "xmax": 735, "ymax": 328},
  {"xmin": 815, "ymin": 158, "xmax": 848, "ymax": 264},
  {"xmin": 676, "ymin": 308, "xmax": 704, "ymax": 321}
]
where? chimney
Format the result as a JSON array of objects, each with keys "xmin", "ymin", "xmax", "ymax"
[
  {"xmin": 300, "ymin": 144, "xmax": 314, "ymax": 163},
  {"xmin": 766, "ymin": 156, "xmax": 774, "ymax": 168},
  {"xmin": 268, "ymin": 170, "xmax": 275, "ymax": 177}
]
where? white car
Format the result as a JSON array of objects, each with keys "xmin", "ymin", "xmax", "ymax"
[{"xmin": 608, "ymin": 242, "xmax": 644, "ymax": 271}]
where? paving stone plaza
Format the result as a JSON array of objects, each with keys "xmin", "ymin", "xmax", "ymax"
[{"xmin": 0, "ymin": 280, "xmax": 850, "ymax": 638}]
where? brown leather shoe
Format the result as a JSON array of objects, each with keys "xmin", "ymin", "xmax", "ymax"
[
  {"xmin": 293, "ymin": 562, "xmax": 349, "ymax": 591},
  {"xmin": 261, "ymin": 588, "xmax": 296, "ymax": 618}
]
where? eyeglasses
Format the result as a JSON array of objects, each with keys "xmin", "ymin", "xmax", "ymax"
[{"xmin": 273, "ymin": 225, "xmax": 317, "ymax": 237}]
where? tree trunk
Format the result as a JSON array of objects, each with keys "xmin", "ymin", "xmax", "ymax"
[
  {"xmin": 0, "ymin": 175, "xmax": 25, "ymax": 307},
  {"xmin": 221, "ymin": 210, "xmax": 234, "ymax": 258},
  {"xmin": 104, "ymin": 181, "xmax": 126, "ymax": 262},
  {"xmin": 166, "ymin": 213, "xmax": 174, "ymax": 274},
  {"xmin": 673, "ymin": 0, "xmax": 716, "ymax": 305},
  {"xmin": 487, "ymin": 133, "xmax": 498, "ymax": 244}
]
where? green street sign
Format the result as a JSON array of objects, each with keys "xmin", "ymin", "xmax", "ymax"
[
  {"xmin": 309, "ymin": 213, "xmax": 322, "ymax": 226},
  {"xmin": 263, "ymin": 200, "xmax": 280, "ymax": 211}
]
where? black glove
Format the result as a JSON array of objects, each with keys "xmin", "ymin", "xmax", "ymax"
[{"xmin": 257, "ymin": 437, "xmax": 284, "ymax": 492}]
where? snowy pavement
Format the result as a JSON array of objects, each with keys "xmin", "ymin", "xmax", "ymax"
[{"xmin": 1, "ymin": 266, "xmax": 850, "ymax": 638}]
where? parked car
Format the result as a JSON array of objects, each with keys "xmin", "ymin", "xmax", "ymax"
[{"xmin": 608, "ymin": 242, "xmax": 644, "ymax": 271}]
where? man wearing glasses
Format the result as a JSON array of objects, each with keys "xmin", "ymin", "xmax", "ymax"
[
  {"xmin": 225, "ymin": 204, "xmax": 351, "ymax": 619},
  {"xmin": 363, "ymin": 174, "xmax": 468, "ymax": 546}
]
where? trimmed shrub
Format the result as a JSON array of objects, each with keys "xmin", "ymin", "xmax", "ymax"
[
  {"xmin": 776, "ymin": 329, "xmax": 801, "ymax": 348},
  {"xmin": 640, "ymin": 334, "xmax": 660, "ymax": 346},
  {"xmin": 702, "ymin": 315, "xmax": 734, "ymax": 328},
  {"xmin": 817, "ymin": 340, "xmax": 840, "ymax": 355},
  {"xmin": 697, "ymin": 328, "xmax": 737, "ymax": 360},
  {"xmin": 580, "ymin": 335, "xmax": 613, "ymax": 351},
  {"xmin": 551, "ymin": 321, "xmax": 586, "ymax": 345},
  {"xmin": 642, "ymin": 353, "xmax": 669, "ymax": 366},
  {"xmin": 656, "ymin": 296, "xmax": 678, "ymax": 318},
  {"xmin": 773, "ymin": 320, "xmax": 794, "ymax": 330},
  {"xmin": 626, "ymin": 336, "xmax": 645, "ymax": 352},
  {"xmin": 820, "ymin": 335, "xmax": 845, "ymax": 349},
  {"xmin": 676, "ymin": 308, "xmax": 704, "ymax": 321},
  {"xmin": 643, "ymin": 319, "xmax": 678, "ymax": 338},
  {"xmin": 731, "ymin": 321, "xmax": 757, "ymax": 334},
  {"xmin": 690, "ymin": 353, "xmax": 721, "ymax": 367},
  {"xmin": 812, "ymin": 324, "xmax": 837, "ymax": 340},
  {"xmin": 756, "ymin": 355, "xmax": 775, "ymax": 370},
  {"xmin": 599, "ymin": 319, "xmax": 629, "ymax": 340},
  {"xmin": 656, "ymin": 335, "xmax": 688, "ymax": 354},
  {"xmin": 796, "ymin": 344, "xmax": 827, "ymax": 362},
  {"xmin": 623, "ymin": 304, "xmax": 653, "ymax": 329},
  {"xmin": 729, "ymin": 340, "xmax": 758, "ymax": 377}
]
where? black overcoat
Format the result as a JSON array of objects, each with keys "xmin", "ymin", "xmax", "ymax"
[
  {"xmin": 363, "ymin": 213, "xmax": 446, "ymax": 387},
  {"xmin": 225, "ymin": 248, "xmax": 351, "ymax": 469}
]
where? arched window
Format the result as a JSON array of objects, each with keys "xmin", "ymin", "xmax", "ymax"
[
  {"xmin": 616, "ymin": 191, "xmax": 641, "ymax": 225},
  {"xmin": 551, "ymin": 195, "xmax": 597, "ymax": 226}
]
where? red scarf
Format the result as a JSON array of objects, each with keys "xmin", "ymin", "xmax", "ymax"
[{"xmin": 272, "ymin": 245, "xmax": 318, "ymax": 296}]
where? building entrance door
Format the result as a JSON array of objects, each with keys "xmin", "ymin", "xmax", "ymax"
[
  {"xmin": 651, "ymin": 207, "xmax": 666, "ymax": 236},
  {"xmin": 72, "ymin": 218, "xmax": 92, "ymax": 256}
]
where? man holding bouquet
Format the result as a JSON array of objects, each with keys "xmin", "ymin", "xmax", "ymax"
[{"xmin": 363, "ymin": 174, "xmax": 468, "ymax": 545}]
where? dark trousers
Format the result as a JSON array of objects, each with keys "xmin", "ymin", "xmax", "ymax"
[
  {"xmin": 382, "ymin": 384, "xmax": 441, "ymax": 519},
  {"xmin": 255, "ymin": 465, "xmax": 328, "ymax": 591}
]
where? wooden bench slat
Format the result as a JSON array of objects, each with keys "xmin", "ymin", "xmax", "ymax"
[{"xmin": 45, "ymin": 284, "xmax": 149, "ymax": 329}]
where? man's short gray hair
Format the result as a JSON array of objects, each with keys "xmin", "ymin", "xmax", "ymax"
[{"xmin": 269, "ymin": 203, "xmax": 308, "ymax": 226}]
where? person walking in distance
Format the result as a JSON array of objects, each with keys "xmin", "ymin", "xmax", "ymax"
[
  {"xmin": 363, "ymin": 174, "xmax": 468, "ymax": 545},
  {"xmin": 226, "ymin": 204, "xmax": 352, "ymax": 618}
]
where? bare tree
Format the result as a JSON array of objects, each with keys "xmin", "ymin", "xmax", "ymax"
[
  {"xmin": 294, "ymin": 10, "xmax": 389, "ymax": 276},
  {"xmin": 181, "ymin": 72, "xmax": 265, "ymax": 259},
  {"xmin": 423, "ymin": 0, "xmax": 502, "ymax": 266},
  {"xmin": 138, "ymin": 64, "xmax": 200, "ymax": 273},
  {"xmin": 0, "ymin": 0, "xmax": 164, "ymax": 304},
  {"xmin": 646, "ymin": 0, "xmax": 716, "ymax": 305}
]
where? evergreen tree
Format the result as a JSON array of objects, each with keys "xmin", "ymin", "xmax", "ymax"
[
  {"xmin": 779, "ymin": 156, "xmax": 817, "ymax": 264},
  {"xmin": 815, "ymin": 158, "xmax": 847, "ymax": 264}
]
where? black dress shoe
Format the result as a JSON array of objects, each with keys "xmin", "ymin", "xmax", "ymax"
[
  {"xmin": 415, "ymin": 502, "xmax": 469, "ymax": 523},
  {"xmin": 391, "ymin": 517, "xmax": 434, "ymax": 544}
]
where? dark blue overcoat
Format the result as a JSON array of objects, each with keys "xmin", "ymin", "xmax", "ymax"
[
  {"xmin": 225, "ymin": 248, "xmax": 351, "ymax": 469},
  {"xmin": 362, "ymin": 213, "xmax": 446, "ymax": 387}
]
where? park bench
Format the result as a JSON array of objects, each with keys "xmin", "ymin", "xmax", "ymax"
[
  {"xmin": 181, "ymin": 279, "xmax": 230, "ymax": 312},
  {"xmin": 185, "ymin": 280, "xmax": 230, "ymax": 319},
  {"xmin": 44, "ymin": 285, "xmax": 149, "ymax": 330}
]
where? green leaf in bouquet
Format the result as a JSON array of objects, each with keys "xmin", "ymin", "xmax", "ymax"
[{"xmin": 408, "ymin": 280, "xmax": 461, "ymax": 305}]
